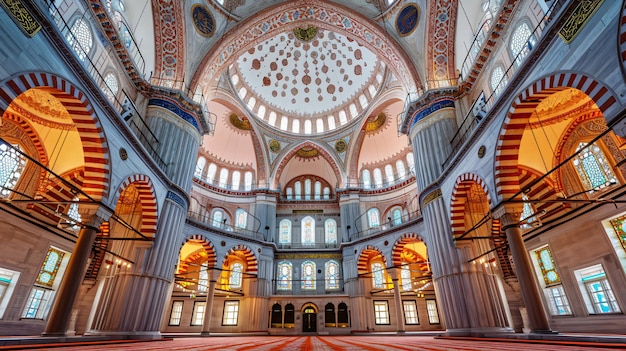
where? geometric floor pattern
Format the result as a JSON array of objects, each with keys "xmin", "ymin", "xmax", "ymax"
[{"xmin": 22, "ymin": 336, "xmax": 616, "ymax": 350}]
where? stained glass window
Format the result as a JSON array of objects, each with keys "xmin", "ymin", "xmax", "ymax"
[
  {"xmin": 325, "ymin": 260, "xmax": 340, "ymax": 290},
  {"xmin": 385, "ymin": 164, "xmax": 394, "ymax": 184},
  {"xmin": 328, "ymin": 116, "xmax": 336, "ymax": 130},
  {"xmin": 294, "ymin": 181, "xmax": 301, "ymax": 200},
  {"xmin": 510, "ymin": 22, "xmax": 536, "ymax": 67},
  {"xmin": 292, "ymin": 119, "xmax": 300, "ymax": 134},
  {"xmin": 36, "ymin": 248, "xmax": 65, "ymax": 287},
  {"xmin": 301, "ymin": 216, "xmax": 315, "ymax": 245},
  {"xmin": 301, "ymin": 261, "xmax": 316, "ymax": 290},
  {"xmin": 535, "ymin": 246, "xmax": 560, "ymax": 286},
  {"xmin": 393, "ymin": 209, "xmax": 402, "ymax": 225},
  {"xmin": 362, "ymin": 169, "xmax": 371, "ymax": 189},
  {"xmin": 219, "ymin": 168, "xmax": 229, "ymax": 188},
  {"xmin": 229, "ymin": 262, "xmax": 243, "ymax": 289},
  {"xmin": 573, "ymin": 142, "xmax": 617, "ymax": 191},
  {"xmin": 286, "ymin": 187, "xmax": 293, "ymax": 200},
  {"xmin": 304, "ymin": 179, "xmax": 311, "ymax": 200},
  {"xmin": 231, "ymin": 171, "xmax": 241, "ymax": 190},
  {"xmin": 490, "ymin": 66, "xmax": 508, "ymax": 96},
  {"xmin": 279, "ymin": 219, "xmax": 291, "ymax": 244},
  {"xmin": 407, "ymin": 153, "xmax": 415, "ymax": 174},
  {"xmin": 212, "ymin": 210, "xmax": 224, "ymax": 228},
  {"xmin": 0, "ymin": 142, "xmax": 27, "ymax": 197},
  {"xmin": 316, "ymin": 119, "xmax": 324, "ymax": 133},
  {"xmin": 323, "ymin": 187, "xmax": 330, "ymax": 199},
  {"xmin": 235, "ymin": 209, "xmax": 247, "ymax": 229},
  {"xmin": 304, "ymin": 120, "xmax": 312, "ymax": 134},
  {"xmin": 609, "ymin": 215, "xmax": 626, "ymax": 252},
  {"xmin": 368, "ymin": 208, "xmax": 380, "ymax": 229},
  {"xmin": 401, "ymin": 264, "xmax": 412, "ymax": 291},
  {"xmin": 276, "ymin": 261, "xmax": 292, "ymax": 290},
  {"xmin": 194, "ymin": 157, "xmax": 206, "ymax": 179},
  {"xmin": 314, "ymin": 181, "xmax": 321, "ymax": 200},
  {"xmin": 67, "ymin": 18, "xmax": 93, "ymax": 61},
  {"xmin": 371, "ymin": 261, "xmax": 385, "ymax": 289},
  {"xmin": 325, "ymin": 219, "xmax": 337, "ymax": 244}
]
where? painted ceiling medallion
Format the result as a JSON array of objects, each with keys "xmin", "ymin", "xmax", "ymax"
[
  {"xmin": 229, "ymin": 113, "xmax": 252, "ymax": 130},
  {"xmin": 334, "ymin": 139, "xmax": 347, "ymax": 153},
  {"xmin": 296, "ymin": 146, "xmax": 319, "ymax": 158},
  {"xmin": 366, "ymin": 112, "xmax": 387, "ymax": 132},
  {"xmin": 269, "ymin": 139, "xmax": 281, "ymax": 153},
  {"xmin": 293, "ymin": 25, "xmax": 318, "ymax": 41},
  {"xmin": 191, "ymin": 4, "xmax": 215, "ymax": 37},
  {"xmin": 396, "ymin": 4, "xmax": 419, "ymax": 37}
]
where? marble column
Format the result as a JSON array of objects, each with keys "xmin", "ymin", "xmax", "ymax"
[
  {"xmin": 391, "ymin": 269, "xmax": 405, "ymax": 334},
  {"xmin": 494, "ymin": 206, "xmax": 552, "ymax": 333},
  {"xmin": 408, "ymin": 103, "xmax": 511, "ymax": 335},
  {"xmin": 43, "ymin": 205, "xmax": 109, "ymax": 336},
  {"xmin": 201, "ymin": 269, "xmax": 218, "ymax": 335}
]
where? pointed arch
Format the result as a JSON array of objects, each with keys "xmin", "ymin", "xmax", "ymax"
[
  {"xmin": 391, "ymin": 233, "xmax": 425, "ymax": 267},
  {"xmin": 224, "ymin": 244, "xmax": 258, "ymax": 274},
  {"xmin": 450, "ymin": 173, "xmax": 492, "ymax": 238},
  {"xmin": 0, "ymin": 73, "xmax": 110, "ymax": 201},
  {"xmin": 357, "ymin": 245, "xmax": 386, "ymax": 275},
  {"xmin": 495, "ymin": 73, "xmax": 618, "ymax": 199},
  {"xmin": 113, "ymin": 175, "xmax": 158, "ymax": 237},
  {"xmin": 181, "ymin": 234, "xmax": 217, "ymax": 268},
  {"xmin": 273, "ymin": 141, "xmax": 343, "ymax": 188}
]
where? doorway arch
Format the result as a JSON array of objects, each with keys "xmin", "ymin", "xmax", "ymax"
[{"xmin": 301, "ymin": 302, "xmax": 318, "ymax": 333}]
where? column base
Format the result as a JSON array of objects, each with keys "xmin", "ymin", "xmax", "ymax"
[
  {"xmin": 396, "ymin": 330, "xmax": 406, "ymax": 335},
  {"xmin": 84, "ymin": 330, "xmax": 163, "ymax": 340},
  {"xmin": 41, "ymin": 331, "xmax": 68, "ymax": 337},
  {"xmin": 445, "ymin": 327, "xmax": 515, "ymax": 337},
  {"xmin": 200, "ymin": 331, "xmax": 211, "ymax": 336},
  {"xmin": 530, "ymin": 329, "xmax": 559, "ymax": 334}
]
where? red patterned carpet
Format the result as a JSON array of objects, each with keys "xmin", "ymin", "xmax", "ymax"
[{"xmin": 16, "ymin": 336, "xmax": 621, "ymax": 351}]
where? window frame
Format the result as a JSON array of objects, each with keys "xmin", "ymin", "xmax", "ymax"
[
  {"xmin": 373, "ymin": 300, "xmax": 390, "ymax": 325},
  {"xmin": 403, "ymin": 300, "xmax": 419, "ymax": 325},
  {"xmin": 168, "ymin": 300, "xmax": 184, "ymax": 326},
  {"xmin": 222, "ymin": 300, "xmax": 240, "ymax": 326},
  {"xmin": 190, "ymin": 301, "xmax": 206, "ymax": 326}
]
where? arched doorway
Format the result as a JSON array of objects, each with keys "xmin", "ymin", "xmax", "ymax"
[{"xmin": 301, "ymin": 302, "xmax": 318, "ymax": 333}]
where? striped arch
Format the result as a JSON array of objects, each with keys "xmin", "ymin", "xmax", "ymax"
[
  {"xmin": 0, "ymin": 73, "xmax": 110, "ymax": 201},
  {"xmin": 224, "ymin": 244, "xmax": 258, "ymax": 274},
  {"xmin": 518, "ymin": 166, "xmax": 569, "ymax": 222},
  {"xmin": 357, "ymin": 245, "xmax": 386, "ymax": 275},
  {"xmin": 177, "ymin": 234, "xmax": 217, "ymax": 275},
  {"xmin": 620, "ymin": 0, "xmax": 626, "ymax": 79},
  {"xmin": 2, "ymin": 113, "xmax": 49, "ymax": 169},
  {"xmin": 114, "ymin": 175, "xmax": 158, "ymax": 237},
  {"xmin": 450, "ymin": 173, "xmax": 492, "ymax": 238},
  {"xmin": 391, "ymin": 233, "xmax": 425, "ymax": 267},
  {"xmin": 495, "ymin": 72, "xmax": 618, "ymax": 199}
]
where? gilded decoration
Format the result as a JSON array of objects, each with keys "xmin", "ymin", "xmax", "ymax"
[
  {"xmin": 191, "ymin": 4, "xmax": 215, "ymax": 37},
  {"xmin": 396, "ymin": 4, "xmax": 419, "ymax": 37},
  {"xmin": 229, "ymin": 113, "xmax": 252, "ymax": 130},
  {"xmin": 296, "ymin": 146, "xmax": 319, "ymax": 158},
  {"xmin": 334, "ymin": 139, "xmax": 347, "ymax": 153},
  {"xmin": 0, "ymin": 0, "xmax": 41, "ymax": 37},
  {"xmin": 275, "ymin": 253, "xmax": 342, "ymax": 259},
  {"xmin": 269, "ymin": 139, "xmax": 281, "ymax": 153},
  {"xmin": 10, "ymin": 90, "xmax": 75, "ymax": 130},
  {"xmin": 366, "ymin": 113, "xmax": 386, "ymax": 133},
  {"xmin": 421, "ymin": 189, "xmax": 442, "ymax": 207},
  {"xmin": 559, "ymin": 0, "xmax": 605, "ymax": 44},
  {"xmin": 293, "ymin": 25, "xmax": 318, "ymax": 41}
]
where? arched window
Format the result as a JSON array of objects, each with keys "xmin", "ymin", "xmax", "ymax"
[
  {"xmin": 231, "ymin": 73, "xmax": 239, "ymax": 85},
  {"xmin": 268, "ymin": 111, "xmax": 277, "ymax": 126},
  {"xmin": 292, "ymin": 119, "xmax": 300, "ymax": 133},
  {"xmin": 304, "ymin": 179, "xmax": 311, "ymax": 200},
  {"xmin": 212, "ymin": 209, "xmax": 224, "ymax": 228},
  {"xmin": 393, "ymin": 209, "xmax": 402, "ymax": 225},
  {"xmin": 401, "ymin": 264, "xmax": 412, "ymax": 291},
  {"xmin": 373, "ymin": 168, "xmax": 383, "ymax": 188},
  {"xmin": 258, "ymin": 105, "xmax": 266, "ymax": 119},
  {"xmin": 280, "ymin": 116, "xmax": 288, "ymax": 130},
  {"xmin": 328, "ymin": 116, "xmax": 336, "ymax": 130},
  {"xmin": 279, "ymin": 219, "xmax": 292, "ymax": 244},
  {"xmin": 229, "ymin": 262, "xmax": 243, "ymax": 289},
  {"xmin": 103, "ymin": 72, "xmax": 118, "ymax": 102},
  {"xmin": 68, "ymin": 18, "xmax": 93, "ymax": 61},
  {"xmin": 359, "ymin": 94, "xmax": 368, "ymax": 109},
  {"xmin": 325, "ymin": 219, "xmax": 337, "ymax": 244},
  {"xmin": 247, "ymin": 97, "xmax": 256, "ymax": 111},
  {"xmin": 194, "ymin": 157, "xmax": 206, "ymax": 179},
  {"xmin": 406, "ymin": 153, "xmax": 415, "ymax": 174},
  {"xmin": 0, "ymin": 142, "xmax": 27, "ymax": 197},
  {"xmin": 520, "ymin": 193, "xmax": 538, "ymax": 229},
  {"xmin": 396, "ymin": 160, "xmax": 406, "ymax": 179},
  {"xmin": 573, "ymin": 142, "xmax": 617, "ymax": 191},
  {"xmin": 301, "ymin": 216, "xmax": 316, "ymax": 245},
  {"xmin": 66, "ymin": 197, "xmax": 82, "ymax": 231},
  {"xmin": 276, "ymin": 261, "xmax": 292, "ymax": 290},
  {"xmin": 384, "ymin": 164, "xmax": 394, "ymax": 185},
  {"xmin": 325, "ymin": 260, "xmax": 340, "ymax": 290},
  {"xmin": 271, "ymin": 303, "xmax": 282, "ymax": 327},
  {"xmin": 362, "ymin": 169, "xmax": 371, "ymax": 189},
  {"xmin": 231, "ymin": 171, "xmax": 241, "ymax": 190},
  {"xmin": 207, "ymin": 163, "xmax": 217, "ymax": 183},
  {"xmin": 338, "ymin": 302, "xmax": 349, "ymax": 327},
  {"xmin": 301, "ymin": 261, "xmax": 316, "ymax": 290},
  {"xmin": 244, "ymin": 172, "xmax": 253, "ymax": 191},
  {"xmin": 510, "ymin": 22, "xmax": 536, "ymax": 67},
  {"xmin": 219, "ymin": 168, "xmax": 229, "ymax": 188},
  {"xmin": 314, "ymin": 181, "xmax": 321, "ymax": 200},
  {"xmin": 323, "ymin": 187, "xmax": 330, "ymax": 199},
  {"xmin": 368, "ymin": 84, "xmax": 377, "ymax": 97},
  {"xmin": 284, "ymin": 303, "xmax": 295, "ymax": 327},
  {"xmin": 490, "ymin": 65, "xmax": 508, "ymax": 97},
  {"xmin": 238, "ymin": 87, "xmax": 247, "ymax": 98},
  {"xmin": 316, "ymin": 119, "xmax": 324, "ymax": 133},
  {"xmin": 339, "ymin": 111, "xmax": 347, "ymax": 125},
  {"xmin": 294, "ymin": 181, "xmax": 302, "ymax": 200},
  {"xmin": 371, "ymin": 261, "xmax": 385, "ymax": 289},
  {"xmin": 349, "ymin": 103, "xmax": 358, "ymax": 117},
  {"xmin": 304, "ymin": 120, "xmax": 312, "ymax": 134},
  {"xmin": 367, "ymin": 208, "xmax": 380, "ymax": 228},
  {"xmin": 286, "ymin": 187, "xmax": 293, "ymax": 200},
  {"xmin": 235, "ymin": 209, "xmax": 247, "ymax": 229},
  {"xmin": 325, "ymin": 302, "xmax": 336, "ymax": 327}
]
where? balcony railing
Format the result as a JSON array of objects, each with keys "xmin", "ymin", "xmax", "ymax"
[
  {"xmin": 272, "ymin": 279, "xmax": 344, "ymax": 295},
  {"xmin": 277, "ymin": 242, "xmax": 339, "ymax": 250},
  {"xmin": 350, "ymin": 210, "xmax": 421, "ymax": 241},
  {"xmin": 186, "ymin": 210, "xmax": 265, "ymax": 241}
]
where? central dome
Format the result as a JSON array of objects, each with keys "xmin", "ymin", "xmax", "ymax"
[{"xmin": 230, "ymin": 28, "xmax": 386, "ymax": 134}]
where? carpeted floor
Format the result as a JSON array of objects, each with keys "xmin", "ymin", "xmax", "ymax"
[{"xmin": 15, "ymin": 335, "xmax": 620, "ymax": 351}]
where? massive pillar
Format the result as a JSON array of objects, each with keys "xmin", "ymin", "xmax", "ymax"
[
  {"xmin": 391, "ymin": 269, "xmax": 405, "ymax": 334},
  {"xmin": 201, "ymin": 269, "xmax": 219, "ymax": 335},
  {"xmin": 339, "ymin": 191, "xmax": 361, "ymax": 242},
  {"xmin": 494, "ymin": 206, "xmax": 552, "ymax": 333},
  {"xmin": 254, "ymin": 193, "xmax": 277, "ymax": 242},
  {"xmin": 407, "ymin": 98, "xmax": 511, "ymax": 335},
  {"xmin": 88, "ymin": 90, "xmax": 209, "ymax": 338},
  {"xmin": 43, "ymin": 205, "xmax": 109, "ymax": 336}
]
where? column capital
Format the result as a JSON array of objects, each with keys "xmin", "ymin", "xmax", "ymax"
[
  {"xmin": 492, "ymin": 203, "xmax": 523, "ymax": 228},
  {"xmin": 78, "ymin": 204, "xmax": 112, "ymax": 230}
]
